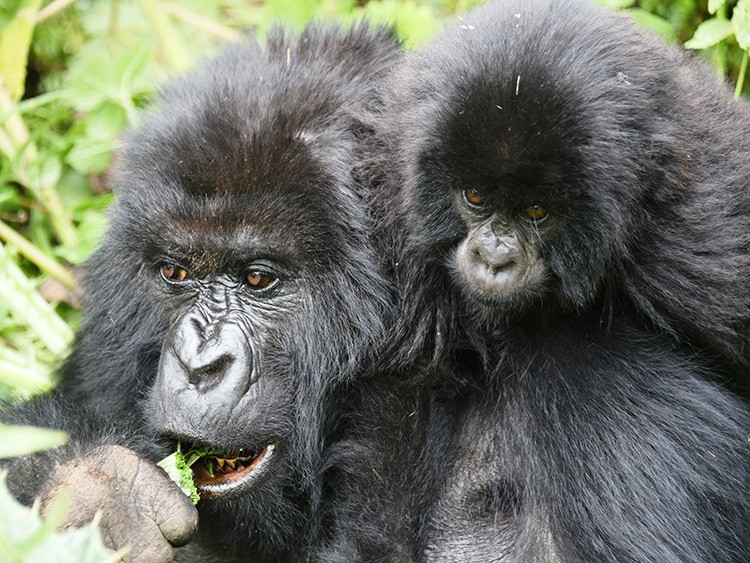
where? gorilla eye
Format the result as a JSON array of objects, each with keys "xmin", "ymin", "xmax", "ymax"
[
  {"xmin": 463, "ymin": 187, "xmax": 487, "ymax": 207},
  {"xmin": 160, "ymin": 263, "xmax": 191, "ymax": 283},
  {"xmin": 522, "ymin": 205, "xmax": 548, "ymax": 222},
  {"xmin": 245, "ymin": 270, "xmax": 278, "ymax": 291}
]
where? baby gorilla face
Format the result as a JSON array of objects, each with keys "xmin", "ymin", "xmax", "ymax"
[{"xmin": 451, "ymin": 185, "xmax": 552, "ymax": 310}]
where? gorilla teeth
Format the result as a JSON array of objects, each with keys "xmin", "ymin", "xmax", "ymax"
[{"xmin": 194, "ymin": 444, "xmax": 276, "ymax": 499}]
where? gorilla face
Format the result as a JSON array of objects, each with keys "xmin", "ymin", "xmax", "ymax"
[
  {"xmin": 107, "ymin": 116, "xmax": 358, "ymax": 502},
  {"xmin": 411, "ymin": 78, "xmax": 610, "ymax": 316}
]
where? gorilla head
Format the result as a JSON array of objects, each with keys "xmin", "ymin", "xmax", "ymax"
[
  {"xmin": 57, "ymin": 24, "xmax": 399, "ymax": 559},
  {"xmin": 391, "ymin": 0, "xmax": 750, "ymax": 365}
]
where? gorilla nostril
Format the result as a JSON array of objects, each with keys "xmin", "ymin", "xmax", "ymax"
[
  {"xmin": 188, "ymin": 354, "xmax": 235, "ymax": 389},
  {"xmin": 490, "ymin": 260, "xmax": 516, "ymax": 275},
  {"xmin": 474, "ymin": 247, "xmax": 517, "ymax": 274}
]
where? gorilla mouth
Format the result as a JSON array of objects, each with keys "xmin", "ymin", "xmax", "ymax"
[{"xmin": 192, "ymin": 443, "xmax": 276, "ymax": 499}]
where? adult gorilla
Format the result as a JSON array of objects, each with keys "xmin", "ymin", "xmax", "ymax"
[
  {"xmin": 4, "ymin": 24, "xmax": 398, "ymax": 562},
  {"xmin": 380, "ymin": 0, "xmax": 750, "ymax": 560}
]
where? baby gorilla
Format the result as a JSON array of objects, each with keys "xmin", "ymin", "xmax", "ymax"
[
  {"xmin": 5, "ymin": 24, "xmax": 398, "ymax": 562},
  {"xmin": 383, "ymin": 0, "xmax": 750, "ymax": 560}
]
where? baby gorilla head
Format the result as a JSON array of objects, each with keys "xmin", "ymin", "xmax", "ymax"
[{"xmin": 393, "ymin": 0, "xmax": 687, "ymax": 319}]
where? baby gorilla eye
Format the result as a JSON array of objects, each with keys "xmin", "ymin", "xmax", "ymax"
[
  {"xmin": 160, "ymin": 263, "xmax": 190, "ymax": 283},
  {"xmin": 246, "ymin": 270, "xmax": 278, "ymax": 291},
  {"xmin": 522, "ymin": 205, "xmax": 548, "ymax": 222},
  {"xmin": 464, "ymin": 187, "xmax": 488, "ymax": 207}
]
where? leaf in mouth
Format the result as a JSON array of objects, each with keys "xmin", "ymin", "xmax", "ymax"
[
  {"xmin": 157, "ymin": 443, "xmax": 223, "ymax": 505},
  {"xmin": 157, "ymin": 450, "xmax": 200, "ymax": 505}
]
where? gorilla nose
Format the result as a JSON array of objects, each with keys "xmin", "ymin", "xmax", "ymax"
[
  {"xmin": 180, "ymin": 331, "xmax": 254, "ymax": 393},
  {"xmin": 475, "ymin": 245, "xmax": 517, "ymax": 272},
  {"xmin": 160, "ymin": 312, "xmax": 255, "ymax": 395}
]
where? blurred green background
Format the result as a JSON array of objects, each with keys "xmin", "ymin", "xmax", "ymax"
[{"xmin": 0, "ymin": 0, "xmax": 748, "ymax": 559}]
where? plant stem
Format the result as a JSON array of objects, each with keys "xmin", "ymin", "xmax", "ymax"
[
  {"xmin": 0, "ymin": 244, "xmax": 74, "ymax": 357},
  {"xmin": 735, "ymin": 49, "xmax": 749, "ymax": 99},
  {"xmin": 138, "ymin": 0, "xmax": 191, "ymax": 71},
  {"xmin": 35, "ymin": 0, "xmax": 77, "ymax": 23},
  {"xmin": 0, "ymin": 219, "xmax": 76, "ymax": 289},
  {"xmin": 0, "ymin": 81, "xmax": 77, "ymax": 247},
  {"xmin": 163, "ymin": 3, "xmax": 242, "ymax": 42}
]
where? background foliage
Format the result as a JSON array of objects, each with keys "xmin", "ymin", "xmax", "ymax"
[{"xmin": 0, "ymin": 0, "xmax": 748, "ymax": 559}]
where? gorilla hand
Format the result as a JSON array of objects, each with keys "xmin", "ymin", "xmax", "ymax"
[{"xmin": 40, "ymin": 445, "xmax": 198, "ymax": 563}]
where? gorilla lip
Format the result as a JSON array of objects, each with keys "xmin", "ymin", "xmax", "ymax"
[{"xmin": 193, "ymin": 443, "xmax": 276, "ymax": 499}]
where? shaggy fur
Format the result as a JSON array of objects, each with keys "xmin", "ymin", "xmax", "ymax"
[
  {"xmin": 378, "ymin": 0, "xmax": 750, "ymax": 560},
  {"xmin": 5, "ymin": 23, "xmax": 399, "ymax": 562}
]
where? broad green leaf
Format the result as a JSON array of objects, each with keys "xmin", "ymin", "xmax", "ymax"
[
  {"xmin": 685, "ymin": 18, "xmax": 733, "ymax": 49},
  {"xmin": 0, "ymin": 424, "xmax": 67, "ymax": 458},
  {"xmin": 0, "ymin": 0, "xmax": 43, "ymax": 102},
  {"xmin": 26, "ymin": 155, "xmax": 62, "ymax": 198},
  {"xmin": 65, "ymin": 138, "xmax": 117, "ymax": 175},
  {"xmin": 66, "ymin": 45, "xmax": 152, "ymax": 118},
  {"xmin": 632, "ymin": 9, "xmax": 677, "ymax": 44},
  {"xmin": 55, "ymin": 208, "xmax": 109, "ymax": 265},
  {"xmin": 733, "ymin": 0, "xmax": 750, "ymax": 50},
  {"xmin": 158, "ymin": 450, "xmax": 200, "ymax": 505}
]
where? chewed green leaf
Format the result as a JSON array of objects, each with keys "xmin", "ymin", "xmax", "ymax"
[{"xmin": 157, "ymin": 451, "xmax": 200, "ymax": 505}]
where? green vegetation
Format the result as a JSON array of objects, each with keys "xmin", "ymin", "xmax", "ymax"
[{"xmin": 0, "ymin": 0, "xmax": 747, "ymax": 559}]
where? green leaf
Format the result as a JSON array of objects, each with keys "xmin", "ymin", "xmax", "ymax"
[
  {"xmin": 0, "ymin": 347, "xmax": 54, "ymax": 398},
  {"xmin": 0, "ymin": 424, "xmax": 67, "ymax": 458},
  {"xmin": 82, "ymin": 103, "xmax": 128, "ymax": 142},
  {"xmin": 0, "ymin": 242, "xmax": 74, "ymax": 357},
  {"xmin": 0, "ymin": 0, "xmax": 43, "ymax": 102},
  {"xmin": 0, "ymin": 472, "xmax": 114, "ymax": 561},
  {"xmin": 55, "ymin": 208, "xmax": 109, "ymax": 265},
  {"xmin": 733, "ymin": 0, "xmax": 750, "ymax": 50},
  {"xmin": 66, "ymin": 45, "xmax": 152, "ymax": 121},
  {"xmin": 685, "ymin": 18, "xmax": 733, "ymax": 50},
  {"xmin": 158, "ymin": 450, "xmax": 200, "ymax": 505},
  {"xmin": 65, "ymin": 138, "xmax": 117, "ymax": 175},
  {"xmin": 631, "ymin": 9, "xmax": 677, "ymax": 44},
  {"xmin": 264, "ymin": 0, "xmax": 323, "ymax": 29}
]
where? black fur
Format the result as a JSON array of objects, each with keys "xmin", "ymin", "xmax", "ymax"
[
  {"xmin": 4, "ymin": 23, "xmax": 399, "ymax": 562},
  {"xmin": 379, "ymin": 0, "xmax": 750, "ymax": 560}
]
